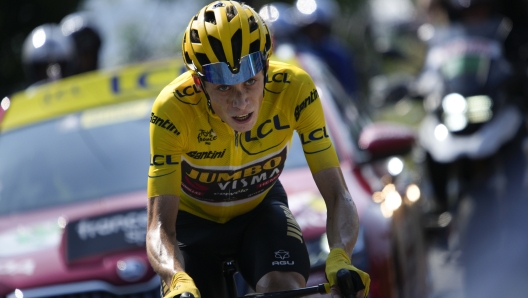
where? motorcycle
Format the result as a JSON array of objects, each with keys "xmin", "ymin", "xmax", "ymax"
[{"xmin": 412, "ymin": 17, "xmax": 528, "ymax": 296}]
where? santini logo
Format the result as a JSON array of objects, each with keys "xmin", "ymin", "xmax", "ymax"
[
  {"xmin": 151, "ymin": 113, "xmax": 180, "ymax": 135},
  {"xmin": 187, "ymin": 149, "xmax": 226, "ymax": 160},
  {"xmin": 294, "ymin": 89, "xmax": 319, "ymax": 121},
  {"xmin": 272, "ymin": 250, "xmax": 294, "ymax": 266}
]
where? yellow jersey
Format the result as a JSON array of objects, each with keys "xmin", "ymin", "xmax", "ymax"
[{"xmin": 148, "ymin": 60, "xmax": 339, "ymax": 223}]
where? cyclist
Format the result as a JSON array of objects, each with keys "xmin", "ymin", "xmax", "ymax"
[{"xmin": 146, "ymin": 1, "xmax": 370, "ymax": 298}]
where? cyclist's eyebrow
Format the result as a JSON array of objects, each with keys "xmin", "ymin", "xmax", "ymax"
[{"xmin": 246, "ymin": 75, "xmax": 258, "ymax": 82}]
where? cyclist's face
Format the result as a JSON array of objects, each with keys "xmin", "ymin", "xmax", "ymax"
[{"xmin": 202, "ymin": 71, "xmax": 265, "ymax": 132}]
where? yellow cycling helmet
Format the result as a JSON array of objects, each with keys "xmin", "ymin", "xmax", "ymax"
[{"xmin": 182, "ymin": 1, "xmax": 272, "ymax": 85}]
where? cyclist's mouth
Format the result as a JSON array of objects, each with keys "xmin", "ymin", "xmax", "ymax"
[{"xmin": 233, "ymin": 113, "xmax": 253, "ymax": 123}]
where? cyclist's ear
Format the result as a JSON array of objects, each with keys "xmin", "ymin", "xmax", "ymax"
[{"xmin": 192, "ymin": 75, "xmax": 203, "ymax": 91}]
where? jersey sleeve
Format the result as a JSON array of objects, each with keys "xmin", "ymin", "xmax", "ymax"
[
  {"xmin": 293, "ymin": 69, "xmax": 340, "ymax": 174},
  {"xmin": 147, "ymin": 87, "xmax": 186, "ymax": 198}
]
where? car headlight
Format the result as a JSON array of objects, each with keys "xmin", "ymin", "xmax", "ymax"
[{"xmin": 306, "ymin": 226, "xmax": 368, "ymax": 271}]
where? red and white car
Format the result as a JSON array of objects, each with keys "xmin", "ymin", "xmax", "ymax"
[{"xmin": 0, "ymin": 53, "xmax": 427, "ymax": 298}]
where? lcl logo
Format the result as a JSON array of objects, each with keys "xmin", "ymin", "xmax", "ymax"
[{"xmin": 266, "ymin": 72, "xmax": 291, "ymax": 84}]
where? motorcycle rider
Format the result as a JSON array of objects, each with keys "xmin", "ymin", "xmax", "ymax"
[
  {"xmin": 415, "ymin": 1, "xmax": 528, "ymax": 296},
  {"xmin": 60, "ymin": 12, "xmax": 102, "ymax": 75},
  {"xmin": 21, "ymin": 23, "xmax": 77, "ymax": 86}
]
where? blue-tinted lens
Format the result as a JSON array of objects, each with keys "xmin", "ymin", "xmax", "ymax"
[{"xmin": 201, "ymin": 52, "xmax": 264, "ymax": 85}]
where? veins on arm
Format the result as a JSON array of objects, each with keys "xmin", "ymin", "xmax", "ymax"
[
  {"xmin": 312, "ymin": 167, "xmax": 360, "ymax": 255},
  {"xmin": 146, "ymin": 195, "xmax": 184, "ymax": 285}
]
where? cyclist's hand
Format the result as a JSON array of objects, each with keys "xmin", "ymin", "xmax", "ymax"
[
  {"xmin": 163, "ymin": 272, "xmax": 200, "ymax": 298},
  {"xmin": 325, "ymin": 248, "xmax": 370, "ymax": 298}
]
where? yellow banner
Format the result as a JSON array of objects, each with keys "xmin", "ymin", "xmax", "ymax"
[{"xmin": 2, "ymin": 58, "xmax": 184, "ymax": 132}]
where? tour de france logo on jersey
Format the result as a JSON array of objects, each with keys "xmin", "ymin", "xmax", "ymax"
[
  {"xmin": 180, "ymin": 146, "xmax": 287, "ymax": 202},
  {"xmin": 197, "ymin": 129, "xmax": 217, "ymax": 144}
]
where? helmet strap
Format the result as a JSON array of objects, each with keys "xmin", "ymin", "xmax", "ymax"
[
  {"xmin": 262, "ymin": 59, "xmax": 269, "ymax": 97},
  {"xmin": 193, "ymin": 75, "xmax": 215, "ymax": 114}
]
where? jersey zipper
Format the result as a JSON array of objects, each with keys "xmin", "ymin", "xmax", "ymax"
[{"xmin": 229, "ymin": 130, "xmax": 240, "ymax": 208}]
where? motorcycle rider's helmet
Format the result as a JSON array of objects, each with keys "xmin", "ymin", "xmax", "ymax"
[
  {"xmin": 292, "ymin": 0, "xmax": 339, "ymax": 27},
  {"xmin": 258, "ymin": 2, "xmax": 298, "ymax": 46},
  {"xmin": 60, "ymin": 12, "xmax": 102, "ymax": 75},
  {"xmin": 22, "ymin": 23, "xmax": 76, "ymax": 85},
  {"xmin": 182, "ymin": 0, "xmax": 272, "ymax": 85}
]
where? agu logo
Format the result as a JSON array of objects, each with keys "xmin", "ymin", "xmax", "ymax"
[{"xmin": 272, "ymin": 250, "xmax": 294, "ymax": 266}]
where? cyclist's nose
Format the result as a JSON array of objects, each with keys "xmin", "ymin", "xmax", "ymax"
[{"xmin": 232, "ymin": 88, "xmax": 249, "ymax": 110}]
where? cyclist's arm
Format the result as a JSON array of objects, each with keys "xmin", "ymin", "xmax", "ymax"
[
  {"xmin": 146, "ymin": 194, "xmax": 185, "ymax": 287},
  {"xmin": 312, "ymin": 167, "xmax": 359, "ymax": 255}
]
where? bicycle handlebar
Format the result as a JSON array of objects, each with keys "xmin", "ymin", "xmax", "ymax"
[{"xmin": 173, "ymin": 268, "xmax": 357, "ymax": 298}]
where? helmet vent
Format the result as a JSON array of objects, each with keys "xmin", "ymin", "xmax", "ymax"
[
  {"xmin": 204, "ymin": 11, "xmax": 217, "ymax": 25},
  {"xmin": 249, "ymin": 40, "xmax": 260, "ymax": 54},
  {"xmin": 212, "ymin": 2, "xmax": 225, "ymax": 8},
  {"xmin": 195, "ymin": 53, "xmax": 211, "ymax": 68},
  {"xmin": 231, "ymin": 29, "xmax": 242, "ymax": 69},
  {"xmin": 190, "ymin": 29, "xmax": 200, "ymax": 43},
  {"xmin": 226, "ymin": 5, "xmax": 238, "ymax": 22},
  {"xmin": 184, "ymin": 52, "xmax": 193, "ymax": 65},
  {"xmin": 248, "ymin": 16, "xmax": 258, "ymax": 32},
  {"xmin": 265, "ymin": 33, "xmax": 271, "ymax": 54},
  {"xmin": 208, "ymin": 36, "xmax": 227, "ymax": 64}
]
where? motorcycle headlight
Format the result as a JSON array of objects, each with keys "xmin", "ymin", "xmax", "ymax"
[
  {"xmin": 441, "ymin": 93, "xmax": 493, "ymax": 132},
  {"xmin": 306, "ymin": 226, "xmax": 368, "ymax": 271},
  {"xmin": 466, "ymin": 95, "xmax": 493, "ymax": 123},
  {"xmin": 442, "ymin": 93, "xmax": 468, "ymax": 131}
]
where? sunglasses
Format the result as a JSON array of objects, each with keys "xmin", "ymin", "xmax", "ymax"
[{"xmin": 199, "ymin": 51, "xmax": 265, "ymax": 85}]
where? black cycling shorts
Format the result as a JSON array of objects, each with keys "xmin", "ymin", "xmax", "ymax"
[{"xmin": 175, "ymin": 180, "xmax": 310, "ymax": 298}]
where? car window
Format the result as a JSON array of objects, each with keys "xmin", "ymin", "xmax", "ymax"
[{"xmin": 0, "ymin": 99, "xmax": 152, "ymax": 215}]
